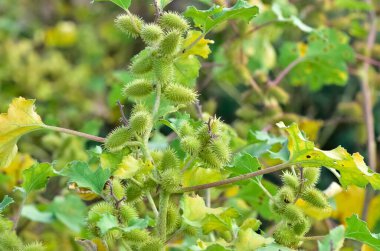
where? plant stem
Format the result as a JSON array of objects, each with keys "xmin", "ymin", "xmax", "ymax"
[
  {"xmin": 257, "ymin": 180, "xmax": 274, "ymax": 200},
  {"xmin": 45, "ymin": 125, "xmax": 105, "ymax": 143},
  {"xmin": 183, "ymin": 33, "xmax": 205, "ymax": 53},
  {"xmin": 302, "ymin": 235, "xmax": 325, "ymax": 241},
  {"xmin": 157, "ymin": 192, "xmax": 170, "ymax": 241},
  {"xmin": 180, "ymin": 162, "xmax": 289, "ymax": 192},
  {"xmin": 268, "ymin": 57, "xmax": 304, "ymax": 87},
  {"xmin": 356, "ymin": 53, "xmax": 380, "ymax": 68},
  {"xmin": 13, "ymin": 196, "xmax": 26, "ymax": 231},
  {"xmin": 146, "ymin": 192, "xmax": 159, "ymax": 218}
]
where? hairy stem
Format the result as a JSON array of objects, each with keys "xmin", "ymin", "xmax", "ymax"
[
  {"xmin": 45, "ymin": 125, "xmax": 105, "ymax": 143},
  {"xmin": 146, "ymin": 191, "xmax": 159, "ymax": 218},
  {"xmin": 180, "ymin": 162, "xmax": 289, "ymax": 192},
  {"xmin": 157, "ymin": 192, "xmax": 170, "ymax": 241}
]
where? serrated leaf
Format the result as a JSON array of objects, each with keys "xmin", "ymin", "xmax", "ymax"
[
  {"xmin": 0, "ymin": 97, "xmax": 45, "ymax": 168},
  {"xmin": 121, "ymin": 218, "xmax": 150, "ymax": 232},
  {"xmin": 226, "ymin": 152, "xmax": 261, "ymax": 182},
  {"xmin": 61, "ymin": 161, "xmax": 111, "ymax": 195},
  {"xmin": 183, "ymin": 31, "xmax": 214, "ymax": 59},
  {"xmin": 174, "ymin": 55, "xmax": 201, "ymax": 87},
  {"xmin": 346, "ymin": 214, "xmax": 380, "ymax": 250},
  {"xmin": 49, "ymin": 194, "xmax": 87, "ymax": 232},
  {"xmin": 184, "ymin": 0, "xmax": 259, "ymax": 32},
  {"xmin": 318, "ymin": 225, "xmax": 345, "ymax": 251},
  {"xmin": 97, "ymin": 213, "xmax": 119, "ymax": 235},
  {"xmin": 279, "ymin": 28, "xmax": 354, "ymax": 90},
  {"xmin": 22, "ymin": 163, "xmax": 55, "ymax": 193},
  {"xmin": 0, "ymin": 195, "xmax": 14, "ymax": 212},
  {"xmin": 92, "ymin": 0, "xmax": 131, "ymax": 10},
  {"xmin": 278, "ymin": 122, "xmax": 380, "ymax": 189}
]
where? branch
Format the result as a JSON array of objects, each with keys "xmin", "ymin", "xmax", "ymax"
[
  {"xmin": 45, "ymin": 125, "xmax": 105, "ymax": 143},
  {"xmin": 153, "ymin": 0, "xmax": 162, "ymax": 19},
  {"xmin": 356, "ymin": 53, "xmax": 380, "ymax": 68},
  {"xmin": 180, "ymin": 162, "xmax": 289, "ymax": 192},
  {"xmin": 268, "ymin": 57, "xmax": 304, "ymax": 87}
]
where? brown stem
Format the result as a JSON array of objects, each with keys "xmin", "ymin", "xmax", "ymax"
[
  {"xmin": 268, "ymin": 57, "xmax": 304, "ymax": 87},
  {"xmin": 356, "ymin": 53, "xmax": 380, "ymax": 68},
  {"xmin": 180, "ymin": 162, "xmax": 289, "ymax": 192},
  {"xmin": 45, "ymin": 125, "xmax": 105, "ymax": 143}
]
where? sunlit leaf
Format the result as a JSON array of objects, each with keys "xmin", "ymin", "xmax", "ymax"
[
  {"xmin": 235, "ymin": 228, "xmax": 273, "ymax": 250},
  {"xmin": 296, "ymin": 198, "xmax": 332, "ymax": 220},
  {"xmin": 318, "ymin": 226, "xmax": 345, "ymax": 251},
  {"xmin": 97, "ymin": 213, "xmax": 119, "ymax": 235},
  {"xmin": 173, "ymin": 55, "xmax": 201, "ymax": 87},
  {"xmin": 278, "ymin": 122, "xmax": 380, "ymax": 189},
  {"xmin": 226, "ymin": 152, "xmax": 261, "ymax": 182},
  {"xmin": 183, "ymin": 30, "xmax": 214, "ymax": 59},
  {"xmin": 61, "ymin": 161, "xmax": 111, "ymax": 195},
  {"xmin": 184, "ymin": 0, "xmax": 259, "ymax": 32},
  {"xmin": 22, "ymin": 163, "xmax": 55, "ymax": 194},
  {"xmin": 114, "ymin": 155, "xmax": 141, "ymax": 179},
  {"xmin": 0, "ymin": 97, "xmax": 45, "ymax": 168},
  {"xmin": 346, "ymin": 214, "xmax": 380, "ymax": 250},
  {"xmin": 92, "ymin": 0, "xmax": 131, "ymax": 10}
]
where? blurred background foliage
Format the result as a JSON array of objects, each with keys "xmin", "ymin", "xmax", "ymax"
[{"xmin": 0, "ymin": 0, "xmax": 379, "ymax": 250}]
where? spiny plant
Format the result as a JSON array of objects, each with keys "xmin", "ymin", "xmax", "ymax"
[{"xmin": 0, "ymin": 0, "xmax": 379, "ymax": 251}]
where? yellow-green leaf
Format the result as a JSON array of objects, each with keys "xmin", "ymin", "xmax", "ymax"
[
  {"xmin": 0, "ymin": 97, "xmax": 45, "ymax": 168},
  {"xmin": 183, "ymin": 30, "xmax": 214, "ymax": 59},
  {"xmin": 278, "ymin": 122, "xmax": 380, "ymax": 189}
]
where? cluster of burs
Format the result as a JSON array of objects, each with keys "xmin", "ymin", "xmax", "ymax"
[
  {"xmin": 0, "ymin": 215, "xmax": 45, "ymax": 251},
  {"xmin": 271, "ymin": 168, "xmax": 330, "ymax": 248}
]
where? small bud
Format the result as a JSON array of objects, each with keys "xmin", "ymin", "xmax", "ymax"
[
  {"xmin": 303, "ymin": 168, "xmax": 321, "ymax": 187},
  {"xmin": 104, "ymin": 127, "xmax": 133, "ymax": 152},
  {"xmin": 181, "ymin": 136, "xmax": 201, "ymax": 155},
  {"xmin": 23, "ymin": 242, "xmax": 46, "ymax": 251},
  {"xmin": 130, "ymin": 51, "xmax": 153, "ymax": 75},
  {"xmin": 115, "ymin": 14, "xmax": 143, "ymax": 38},
  {"xmin": 141, "ymin": 23, "xmax": 164, "ymax": 46},
  {"xmin": 282, "ymin": 171, "xmax": 299, "ymax": 191},
  {"xmin": 130, "ymin": 110, "xmax": 152, "ymax": 135},
  {"xmin": 160, "ymin": 169, "xmax": 181, "ymax": 193},
  {"xmin": 160, "ymin": 148, "xmax": 180, "ymax": 170},
  {"xmin": 88, "ymin": 202, "xmax": 115, "ymax": 223},
  {"xmin": 123, "ymin": 79, "xmax": 153, "ymax": 98},
  {"xmin": 283, "ymin": 204, "xmax": 304, "ymax": 222},
  {"xmin": 158, "ymin": 30, "xmax": 182, "ymax": 56},
  {"xmin": 164, "ymin": 83, "xmax": 197, "ymax": 104},
  {"xmin": 301, "ymin": 187, "xmax": 329, "ymax": 208},
  {"xmin": 158, "ymin": 12, "xmax": 189, "ymax": 33}
]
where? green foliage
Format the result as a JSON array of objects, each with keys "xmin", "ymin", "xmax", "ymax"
[
  {"xmin": 22, "ymin": 163, "xmax": 55, "ymax": 194},
  {"xmin": 318, "ymin": 226, "xmax": 345, "ymax": 251},
  {"xmin": 0, "ymin": 196, "xmax": 13, "ymax": 212},
  {"xmin": 345, "ymin": 214, "xmax": 380, "ymax": 250}
]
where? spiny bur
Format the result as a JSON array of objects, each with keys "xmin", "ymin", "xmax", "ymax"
[
  {"xmin": 88, "ymin": 202, "xmax": 115, "ymax": 223},
  {"xmin": 123, "ymin": 79, "xmax": 153, "ymax": 98},
  {"xmin": 126, "ymin": 184, "xmax": 143, "ymax": 203},
  {"xmin": 111, "ymin": 179, "xmax": 125, "ymax": 201},
  {"xmin": 0, "ymin": 216, "xmax": 13, "ymax": 232},
  {"xmin": 130, "ymin": 110, "xmax": 152, "ymax": 135},
  {"xmin": 303, "ymin": 168, "xmax": 321, "ymax": 187},
  {"xmin": 291, "ymin": 217, "xmax": 311, "ymax": 236},
  {"xmin": 159, "ymin": 148, "xmax": 180, "ymax": 170},
  {"xmin": 166, "ymin": 202, "xmax": 181, "ymax": 234},
  {"xmin": 210, "ymin": 139, "xmax": 231, "ymax": 164},
  {"xmin": 141, "ymin": 23, "xmax": 164, "ymax": 46},
  {"xmin": 158, "ymin": 30, "xmax": 182, "ymax": 56},
  {"xmin": 0, "ymin": 231, "xmax": 23, "ymax": 251},
  {"xmin": 115, "ymin": 14, "xmax": 143, "ymax": 38},
  {"xmin": 301, "ymin": 187, "xmax": 329, "ymax": 208},
  {"xmin": 199, "ymin": 147, "xmax": 222, "ymax": 169},
  {"xmin": 282, "ymin": 171, "xmax": 299, "ymax": 191},
  {"xmin": 130, "ymin": 52, "xmax": 153, "ymax": 75},
  {"xmin": 139, "ymin": 237, "xmax": 163, "ymax": 251},
  {"xmin": 160, "ymin": 169, "xmax": 181, "ymax": 193},
  {"xmin": 275, "ymin": 186, "xmax": 295, "ymax": 205},
  {"xmin": 178, "ymin": 121, "xmax": 194, "ymax": 137},
  {"xmin": 153, "ymin": 57, "xmax": 174, "ymax": 84},
  {"xmin": 282, "ymin": 204, "xmax": 304, "ymax": 222},
  {"xmin": 104, "ymin": 127, "xmax": 132, "ymax": 152},
  {"xmin": 158, "ymin": 12, "xmax": 189, "ymax": 33},
  {"xmin": 273, "ymin": 225, "xmax": 301, "ymax": 248},
  {"xmin": 181, "ymin": 136, "xmax": 201, "ymax": 155},
  {"xmin": 164, "ymin": 83, "xmax": 197, "ymax": 104},
  {"xmin": 123, "ymin": 229, "xmax": 150, "ymax": 244}
]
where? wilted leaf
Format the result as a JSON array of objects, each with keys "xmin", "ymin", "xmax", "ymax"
[
  {"xmin": 0, "ymin": 195, "xmax": 14, "ymax": 212},
  {"xmin": 0, "ymin": 97, "xmax": 45, "ymax": 168},
  {"xmin": 184, "ymin": 0, "xmax": 259, "ymax": 32},
  {"xmin": 318, "ymin": 226, "xmax": 345, "ymax": 251},
  {"xmin": 346, "ymin": 214, "xmax": 380, "ymax": 250},
  {"xmin": 22, "ymin": 163, "xmax": 55, "ymax": 193},
  {"xmin": 61, "ymin": 161, "xmax": 111, "ymax": 195},
  {"xmin": 183, "ymin": 31, "xmax": 214, "ymax": 59},
  {"xmin": 278, "ymin": 122, "xmax": 380, "ymax": 189}
]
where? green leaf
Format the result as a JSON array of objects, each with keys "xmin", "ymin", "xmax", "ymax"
[
  {"xmin": 0, "ymin": 195, "xmax": 14, "ymax": 212},
  {"xmin": 49, "ymin": 195, "xmax": 87, "ymax": 232},
  {"xmin": 184, "ymin": 0, "xmax": 259, "ymax": 32},
  {"xmin": 226, "ymin": 152, "xmax": 261, "ymax": 182},
  {"xmin": 61, "ymin": 161, "xmax": 111, "ymax": 195},
  {"xmin": 97, "ymin": 213, "xmax": 119, "ymax": 235},
  {"xmin": 22, "ymin": 163, "xmax": 55, "ymax": 193},
  {"xmin": 278, "ymin": 122, "xmax": 380, "ymax": 189},
  {"xmin": 121, "ymin": 218, "xmax": 150, "ymax": 232},
  {"xmin": 159, "ymin": 0, "xmax": 173, "ymax": 9},
  {"xmin": 346, "ymin": 214, "xmax": 380, "ymax": 250},
  {"xmin": 272, "ymin": 3, "xmax": 313, "ymax": 32},
  {"xmin": 335, "ymin": 0, "xmax": 373, "ymax": 11},
  {"xmin": 318, "ymin": 225, "xmax": 345, "ymax": 251},
  {"xmin": 92, "ymin": 0, "xmax": 131, "ymax": 10},
  {"xmin": 173, "ymin": 55, "xmax": 201, "ymax": 87},
  {"xmin": 21, "ymin": 204, "xmax": 53, "ymax": 223},
  {"xmin": 205, "ymin": 244, "xmax": 232, "ymax": 251},
  {"xmin": 279, "ymin": 28, "xmax": 354, "ymax": 90},
  {"xmin": 235, "ymin": 228, "xmax": 273, "ymax": 250}
]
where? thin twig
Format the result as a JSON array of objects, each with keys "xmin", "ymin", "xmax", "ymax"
[
  {"xmin": 146, "ymin": 192, "xmax": 159, "ymax": 218},
  {"xmin": 45, "ymin": 125, "xmax": 105, "ymax": 143},
  {"xmin": 180, "ymin": 162, "xmax": 290, "ymax": 192},
  {"xmin": 246, "ymin": 20, "xmax": 279, "ymax": 34},
  {"xmin": 153, "ymin": 0, "xmax": 162, "ymax": 19},
  {"xmin": 117, "ymin": 100, "xmax": 129, "ymax": 126},
  {"xmin": 268, "ymin": 57, "xmax": 304, "ymax": 87},
  {"xmin": 302, "ymin": 235, "xmax": 325, "ymax": 241},
  {"xmin": 356, "ymin": 53, "xmax": 380, "ymax": 68},
  {"xmin": 107, "ymin": 180, "xmax": 126, "ymax": 209}
]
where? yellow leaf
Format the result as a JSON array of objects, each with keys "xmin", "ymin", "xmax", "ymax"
[
  {"xmin": 0, "ymin": 97, "xmax": 45, "ymax": 168},
  {"xmin": 296, "ymin": 198, "xmax": 332, "ymax": 220},
  {"xmin": 183, "ymin": 30, "xmax": 214, "ymax": 59},
  {"xmin": 182, "ymin": 167, "xmax": 226, "ymax": 187},
  {"xmin": 114, "ymin": 155, "xmax": 141, "ymax": 179},
  {"xmin": 299, "ymin": 118, "xmax": 323, "ymax": 142},
  {"xmin": 362, "ymin": 244, "xmax": 375, "ymax": 251},
  {"xmin": 3, "ymin": 153, "xmax": 35, "ymax": 189},
  {"xmin": 45, "ymin": 21, "xmax": 77, "ymax": 47}
]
